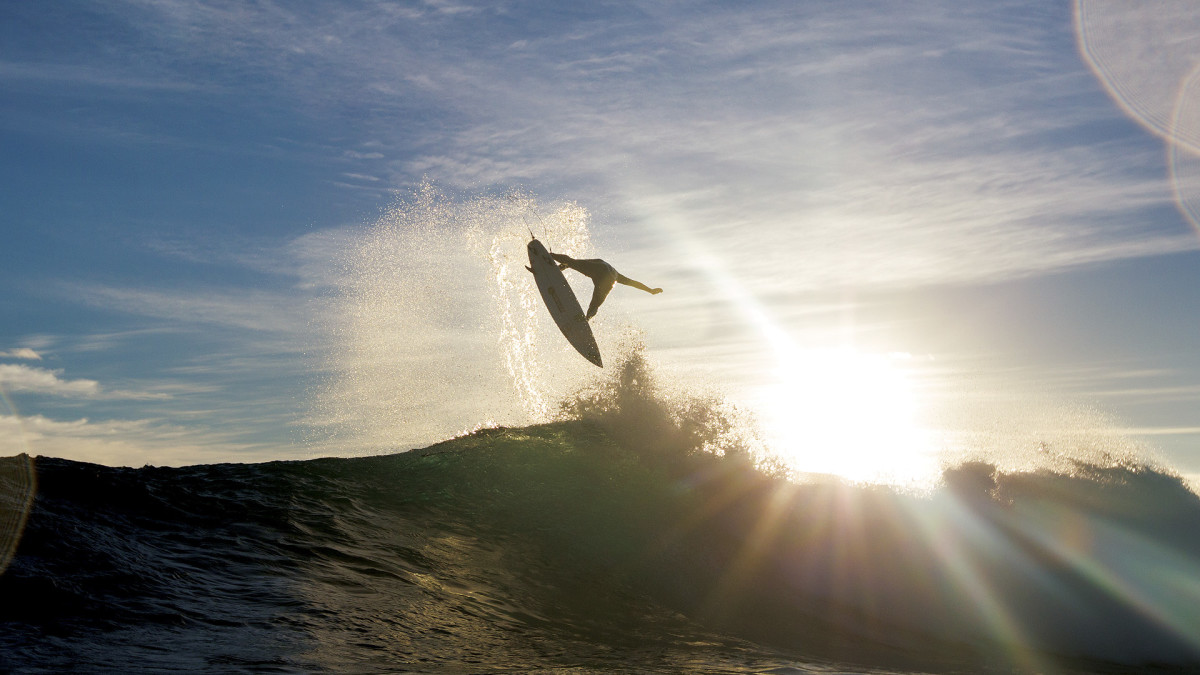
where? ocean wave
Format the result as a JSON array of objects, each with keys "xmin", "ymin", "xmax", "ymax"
[{"xmin": 2, "ymin": 417, "xmax": 1199, "ymax": 672}]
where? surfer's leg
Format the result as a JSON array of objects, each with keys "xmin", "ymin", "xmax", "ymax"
[
  {"xmin": 616, "ymin": 273, "xmax": 663, "ymax": 295},
  {"xmin": 585, "ymin": 276, "xmax": 617, "ymax": 319}
]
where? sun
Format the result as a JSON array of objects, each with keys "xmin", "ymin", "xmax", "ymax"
[{"xmin": 757, "ymin": 348, "xmax": 940, "ymax": 487}]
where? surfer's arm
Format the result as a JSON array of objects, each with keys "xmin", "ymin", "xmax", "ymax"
[
  {"xmin": 616, "ymin": 274, "xmax": 663, "ymax": 295},
  {"xmin": 549, "ymin": 252, "xmax": 574, "ymax": 271}
]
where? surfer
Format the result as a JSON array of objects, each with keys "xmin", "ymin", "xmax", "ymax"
[{"xmin": 550, "ymin": 253, "xmax": 663, "ymax": 320}]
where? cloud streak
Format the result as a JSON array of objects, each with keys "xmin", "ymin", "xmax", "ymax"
[
  {"xmin": 0, "ymin": 60, "xmax": 204, "ymax": 92},
  {"xmin": 0, "ymin": 413, "xmax": 282, "ymax": 466},
  {"xmin": 65, "ymin": 284, "xmax": 310, "ymax": 335},
  {"xmin": 13, "ymin": 1, "xmax": 1185, "ymax": 294},
  {"xmin": 0, "ymin": 364, "xmax": 99, "ymax": 397},
  {"xmin": 0, "ymin": 348, "xmax": 41, "ymax": 360},
  {"xmin": 0, "ymin": 364, "xmax": 167, "ymax": 400}
]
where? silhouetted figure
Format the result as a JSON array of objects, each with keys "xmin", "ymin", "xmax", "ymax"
[{"xmin": 550, "ymin": 253, "xmax": 662, "ymax": 320}]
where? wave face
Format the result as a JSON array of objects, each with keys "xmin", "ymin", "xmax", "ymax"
[{"xmin": 3, "ymin": 422, "xmax": 1200, "ymax": 674}]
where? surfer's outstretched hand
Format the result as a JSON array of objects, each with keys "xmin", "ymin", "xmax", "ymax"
[{"xmin": 651, "ymin": 288, "xmax": 663, "ymax": 295}]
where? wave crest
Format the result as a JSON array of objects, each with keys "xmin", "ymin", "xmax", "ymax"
[{"xmin": 559, "ymin": 341, "xmax": 769, "ymax": 470}]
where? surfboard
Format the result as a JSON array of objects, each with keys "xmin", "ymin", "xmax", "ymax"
[{"xmin": 527, "ymin": 238, "xmax": 603, "ymax": 367}]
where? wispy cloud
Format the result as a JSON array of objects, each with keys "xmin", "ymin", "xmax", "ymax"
[
  {"xmin": 0, "ymin": 348, "xmax": 41, "ymax": 360},
  {"xmin": 0, "ymin": 364, "xmax": 167, "ymax": 400},
  {"xmin": 19, "ymin": 1, "xmax": 1180, "ymax": 297},
  {"xmin": 65, "ymin": 284, "xmax": 309, "ymax": 335},
  {"xmin": 210, "ymin": 0, "xmax": 1179, "ymax": 292},
  {"xmin": 0, "ymin": 364, "xmax": 98, "ymax": 397},
  {"xmin": 0, "ymin": 60, "xmax": 203, "ymax": 92},
  {"xmin": 134, "ymin": 226, "xmax": 352, "ymax": 293},
  {"xmin": 0, "ymin": 413, "xmax": 281, "ymax": 466},
  {"xmin": 67, "ymin": 328, "xmax": 185, "ymax": 354},
  {"xmin": 341, "ymin": 172, "xmax": 381, "ymax": 183}
]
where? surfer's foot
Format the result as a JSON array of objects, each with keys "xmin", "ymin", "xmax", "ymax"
[{"xmin": 576, "ymin": 314, "xmax": 590, "ymax": 323}]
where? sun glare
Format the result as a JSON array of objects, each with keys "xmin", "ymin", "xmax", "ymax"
[{"xmin": 759, "ymin": 348, "xmax": 940, "ymax": 487}]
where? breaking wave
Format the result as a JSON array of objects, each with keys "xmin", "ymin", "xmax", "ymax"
[{"xmin": 3, "ymin": 379, "xmax": 1200, "ymax": 672}]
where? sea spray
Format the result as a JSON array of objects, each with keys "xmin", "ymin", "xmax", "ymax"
[
  {"xmin": 312, "ymin": 184, "xmax": 600, "ymax": 455},
  {"xmin": 560, "ymin": 340, "xmax": 771, "ymax": 471},
  {"xmin": 930, "ymin": 387, "xmax": 1165, "ymax": 481},
  {"xmin": 469, "ymin": 190, "xmax": 594, "ymax": 421},
  {"xmin": 312, "ymin": 183, "xmax": 762, "ymax": 464}
]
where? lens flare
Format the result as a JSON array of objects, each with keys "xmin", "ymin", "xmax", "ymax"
[
  {"xmin": 1076, "ymin": 0, "xmax": 1200, "ymax": 238},
  {"xmin": 0, "ymin": 387, "xmax": 36, "ymax": 576},
  {"xmin": 1169, "ymin": 64, "xmax": 1200, "ymax": 235}
]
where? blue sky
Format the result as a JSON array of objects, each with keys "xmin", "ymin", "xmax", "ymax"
[{"xmin": 2, "ymin": 1, "xmax": 1199, "ymax": 483}]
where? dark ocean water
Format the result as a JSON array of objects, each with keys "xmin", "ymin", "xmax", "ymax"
[{"xmin": 3, "ymin": 421, "xmax": 1200, "ymax": 674}]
